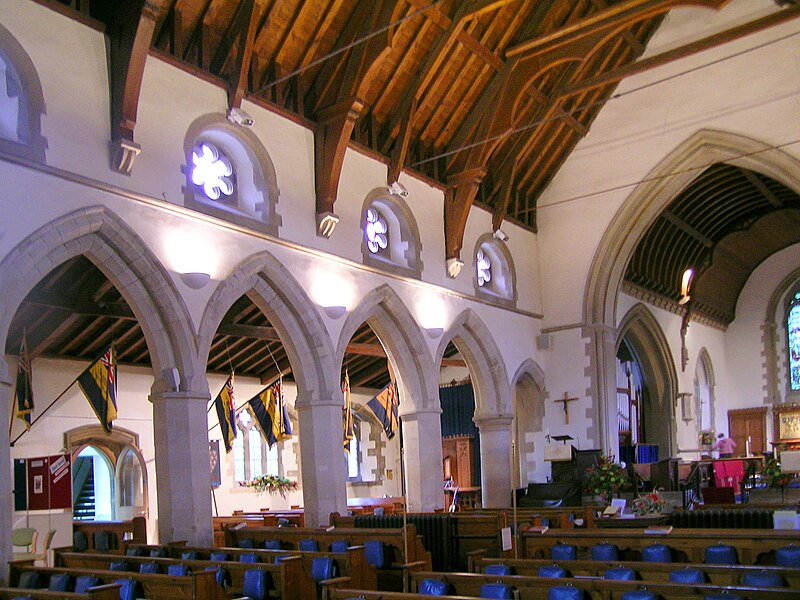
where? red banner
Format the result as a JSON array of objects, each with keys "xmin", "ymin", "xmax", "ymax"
[{"xmin": 26, "ymin": 454, "xmax": 72, "ymax": 510}]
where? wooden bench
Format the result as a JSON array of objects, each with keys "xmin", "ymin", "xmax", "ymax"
[
  {"xmin": 521, "ymin": 527, "xmax": 800, "ymax": 564},
  {"xmin": 72, "ymin": 518, "xmax": 146, "ymax": 554},
  {"xmin": 51, "ymin": 550, "xmax": 303, "ymax": 600},
  {"xmin": 468, "ymin": 554, "xmax": 800, "ymax": 588},
  {"xmin": 406, "ymin": 570, "xmax": 800, "ymax": 599},
  {"xmin": 0, "ymin": 584, "xmax": 120, "ymax": 600},
  {"xmin": 213, "ymin": 516, "xmax": 266, "ymax": 547},
  {"xmin": 331, "ymin": 591, "xmax": 475, "ymax": 600},
  {"xmin": 463, "ymin": 506, "xmax": 597, "ymax": 529},
  {"xmin": 8, "ymin": 565, "xmax": 222, "ymax": 600}
]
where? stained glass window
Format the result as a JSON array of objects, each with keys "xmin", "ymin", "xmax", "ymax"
[
  {"xmin": 191, "ymin": 141, "xmax": 234, "ymax": 200},
  {"xmin": 789, "ymin": 291, "xmax": 800, "ymax": 391},
  {"xmin": 365, "ymin": 208, "xmax": 388, "ymax": 254},
  {"xmin": 476, "ymin": 249, "xmax": 491, "ymax": 287}
]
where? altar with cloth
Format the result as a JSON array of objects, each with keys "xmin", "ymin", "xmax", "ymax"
[{"xmin": 713, "ymin": 458, "xmax": 744, "ymax": 495}]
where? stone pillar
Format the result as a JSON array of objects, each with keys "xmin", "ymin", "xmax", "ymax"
[
  {"xmin": 151, "ymin": 390, "xmax": 213, "ymax": 545},
  {"xmin": 296, "ymin": 392, "xmax": 347, "ymax": 527},
  {"xmin": 400, "ymin": 409, "xmax": 444, "ymax": 512},
  {"xmin": 475, "ymin": 416, "xmax": 513, "ymax": 508},
  {"xmin": 585, "ymin": 323, "xmax": 619, "ymax": 455},
  {"xmin": 1, "ymin": 361, "xmax": 12, "ymax": 583}
]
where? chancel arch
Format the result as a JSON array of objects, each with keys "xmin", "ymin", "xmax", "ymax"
[
  {"xmin": 436, "ymin": 309, "xmax": 512, "ymax": 508},
  {"xmin": 510, "ymin": 359, "xmax": 546, "ymax": 489},
  {"xmin": 616, "ymin": 303, "xmax": 678, "ymax": 459},
  {"xmin": 197, "ymin": 251, "xmax": 338, "ymax": 526}
]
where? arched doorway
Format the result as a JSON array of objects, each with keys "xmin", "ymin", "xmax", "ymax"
[{"xmin": 511, "ymin": 361, "xmax": 546, "ymax": 489}]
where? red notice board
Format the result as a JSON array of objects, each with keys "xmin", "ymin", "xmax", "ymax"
[{"xmin": 26, "ymin": 454, "xmax": 72, "ymax": 510}]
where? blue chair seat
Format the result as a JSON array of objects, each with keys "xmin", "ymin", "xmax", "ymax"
[
  {"xmin": 364, "ymin": 540, "xmax": 386, "ymax": 568},
  {"xmin": 72, "ymin": 531, "xmax": 89, "ymax": 552},
  {"xmin": 204, "ymin": 566, "xmax": 231, "ymax": 589},
  {"xmin": 114, "ymin": 578, "xmax": 142, "ymax": 600},
  {"xmin": 418, "ymin": 579, "xmax": 450, "ymax": 595},
  {"xmin": 776, "ymin": 545, "xmax": 800, "ymax": 567},
  {"xmin": 669, "ymin": 568, "xmax": 705, "ymax": 583},
  {"xmin": 620, "ymin": 592, "xmax": 656, "ymax": 600},
  {"xmin": 538, "ymin": 565, "xmax": 569, "ymax": 578},
  {"xmin": 485, "ymin": 564, "xmax": 513, "ymax": 576},
  {"xmin": 551, "ymin": 544, "xmax": 577, "ymax": 560},
  {"xmin": 703, "ymin": 595, "xmax": 743, "ymax": 600},
  {"xmin": 311, "ymin": 557, "xmax": 336, "ymax": 582},
  {"xmin": 210, "ymin": 551, "xmax": 229, "ymax": 561},
  {"xmin": 181, "ymin": 551, "xmax": 198, "ymax": 560},
  {"xmin": 74, "ymin": 576, "xmax": 100, "ymax": 594},
  {"xmin": 109, "ymin": 561, "xmax": 129, "ymax": 572},
  {"xmin": 238, "ymin": 538, "xmax": 255, "ymax": 549},
  {"xmin": 242, "ymin": 569, "xmax": 272, "ymax": 600},
  {"xmin": 149, "ymin": 547, "xmax": 167, "ymax": 558},
  {"xmin": 298, "ymin": 539, "xmax": 319, "ymax": 552},
  {"xmin": 330, "ymin": 540, "xmax": 349, "ymax": 553},
  {"xmin": 263, "ymin": 539, "xmax": 281, "ymax": 550},
  {"xmin": 704, "ymin": 543, "xmax": 737, "ymax": 565},
  {"xmin": 641, "ymin": 543, "xmax": 671, "ymax": 563},
  {"xmin": 480, "ymin": 583, "xmax": 514, "ymax": 599},
  {"xmin": 547, "ymin": 585, "xmax": 583, "ymax": 600},
  {"xmin": 16, "ymin": 572, "xmax": 39, "ymax": 589},
  {"xmin": 48, "ymin": 574, "xmax": 72, "ymax": 592},
  {"xmin": 591, "ymin": 543, "xmax": 618, "ymax": 561},
  {"xmin": 167, "ymin": 564, "xmax": 190, "ymax": 577},
  {"xmin": 604, "ymin": 567, "xmax": 636, "ymax": 581},
  {"xmin": 125, "ymin": 547, "xmax": 144, "ymax": 557},
  {"xmin": 741, "ymin": 571, "xmax": 785, "ymax": 587},
  {"xmin": 139, "ymin": 562, "xmax": 159, "ymax": 574},
  {"xmin": 239, "ymin": 553, "xmax": 259, "ymax": 563},
  {"xmin": 94, "ymin": 531, "xmax": 116, "ymax": 552}
]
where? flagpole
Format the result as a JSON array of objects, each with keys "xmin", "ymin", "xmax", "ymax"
[
  {"xmin": 398, "ymin": 415, "xmax": 408, "ymax": 581},
  {"xmin": 10, "ymin": 378, "xmax": 79, "ymax": 446}
]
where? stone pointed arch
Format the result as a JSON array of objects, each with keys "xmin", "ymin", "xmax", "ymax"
[
  {"xmin": 335, "ymin": 284, "xmax": 436, "ymax": 412},
  {"xmin": 0, "ymin": 206, "xmax": 195, "ymax": 387},
  {"xmin": 198, "ymin": 251, "xmax": 337, "ymax": 401},
  {"xmin": 694, "ymin": 347, "xmax": 716, "ymax": 431},
  {"xmin": 511, "ymin": 358, "xmax": 546, "ymax": 395},
  {"xmin": 585, "ymin": 129, "xmax": 800, "ymax": 327},
  {"xmin": 617, "ymin": 303, "xmax": 679, "ymax": 457},
  {"xmin": 511, "ymin": 358, "xmax": 547, "ymax": 489},
  {"xmin": 436, "ymin": 309, "xmax": 511, "ymax": 418}
]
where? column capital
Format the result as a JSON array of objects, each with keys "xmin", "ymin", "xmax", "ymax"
[
  {"xmin": 148, "ymin": 390, "xmax": 210, "ymax": 403},
  {"xmin": 398, "ymin": 406, "xmax": 443, "ymax": 420},
  {"xmin": 473, "ymin": 415, "xmax": 514, "ymax": 431}
]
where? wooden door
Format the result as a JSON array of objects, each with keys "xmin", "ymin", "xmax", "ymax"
[
  {"xmin": 442, "ymin": 436, "xmax": 473, "ymax": 488},
  {"xmin": 728, "ymin": 407, "xmax": 767, "ymax": 456}
]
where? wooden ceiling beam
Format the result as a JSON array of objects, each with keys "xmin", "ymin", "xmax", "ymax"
[
  {"xmin": 108, "ymin": 0, "xmax": 163, "ymax": 175},
  {"xmin": 740, "ymin": 168, "xmax": 784, "ymax": 208},
  {"xmin": 22, "ymin": 295, "xmax": 137, "ymax": 321},
  {"xmin": 492, "ymin": 158, "xmax": 519, "ymax": 232},
  {"xmin": 225, "ymin": 0, "xmax": 260, "ymax": 109},
  {"xmin": 661, "ymin": 209, "xmax": 715, "ymax": 247}
]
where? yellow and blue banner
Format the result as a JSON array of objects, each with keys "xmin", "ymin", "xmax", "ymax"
[
  {"xmin": 214, "ymin": 373, "xmax": 237, "ymax": 452},
  {"xmin": 342, "ymin": 371, "xmax": 354, "ymax": 452},
  {"xmin": 14, "ymin": 332, "xmax": 33, "ymax": 431},
  {"xmin": 77, "ymin": 345, "xmax": 117, "ymax": 434},
  {"xmin": 248, "ymin": 381, "xmax": 292, "ymax": 448},
  {"xmin": 367, "ymin": 381, "xmax": 398, "ymax": 439}
]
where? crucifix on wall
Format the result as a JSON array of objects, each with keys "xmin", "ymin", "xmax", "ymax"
[{"xmin": 555, "ymin": 392, "xmax": 579, "ymax": 424}]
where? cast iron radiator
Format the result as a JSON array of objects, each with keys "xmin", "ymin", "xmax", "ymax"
[
  {"xmin": 670, "ymin": 508, "xmax": 774, "ymax": 529},
  {"xmin": 353, "ymin": 513, "xmax": 456, "ymax": 571}
]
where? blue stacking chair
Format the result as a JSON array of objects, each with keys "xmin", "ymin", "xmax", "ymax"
[
  {"xmin": 299, "ymin": 539, "xmax": 319, "ymax": 552},
  {"xmin": 167, "ymin": 564, "xmax": 190, "ymax": 576},
  {"xmin": 73, "ymin": 531, "xmax": 89, "ymax": 552},
  {"xmin": 47, "ymin": 574, "xmax": 72, "ymax": 592},
  {"xmin": 669, "ymin": 568, "xmax": 705, "ymax": 583},
  {"xmin": 776, "ymin": 545, "xmax": 800, "ymax": 567},
  {"xmin": 238, "ymin": 538, "xmax": 255, "ymax": 549},
  {"xmin": 551, "ymin": 544, "xmax": 577, "ymax": 560},
  {"xmin": 181, "ymin": 551, "xmax": 198, "ymax": 560},
  {"xmin": 149, "ymin": 547, "xmax": 167, "ymax": 558},
  {"xmin": 703, "ymin": 595, "xmax": 743, "ymax": 600},
  {"xmin": 125, "ymin": 547, "xmax": 144, "ymax": 557},
  {"xmin": 109, "ymin": 561, "xmax": 129, "ymax": 572},
  {"xmin": 204, "ymin": 566, "xmax": 231, "ymax": 589},
  {"xmin": 17, "ymin": 572, "xmax": 40, "ymax": 589},
  {"xmin": 139, "ymin": 562, "xmax": 159, "ymax": 574},
  {"xmin": 10, "ymin": 596, "xmax": 32, "ymax": 600},
  {"xmin": 538, "ymin": 565, "xmax": 569, "ymax": 578},
  {"xmin": 604, "ymin": 567, "xmax": 636, "ymax": 581},
  {"xmin": 741, "ymin": 571, "xmax": 785, "ymax": 587},
  {"xmin": 547, "ymin": 585, "xmax": 583, "ymax": 600},
  {"xmin": 485, "ymin": 564, "xmax": 513, "ymax": 576},
  {"xmin": 620, "ymin": 592, "xmax": 656, "ymax": 600},
  {"xmin": 641, "ymin": 543, "xmax": 671, "ymax": 562},
  {"xmin": 114, "ymin": 578, "xmax": 142, "ymax": 600},
  {"xmin": 591, "ymin": 543, "xmax": 618, "ymax": 561},
  {"xmin": 263, "ymin": 539, "xmax": 282, "ymax": 550},
  {"xmin": 74, "ymin": 576, "xmax": 100, "ymax": 594},
  {"xmin": 311, "ymin": 557, "xmax": 336, "ymax": 582},
  {"xmin": 330, "ymin": 540, "xmax": 349, "ymax": 553},
  {"xmin": 94, "ymin": 531, "xmax": 115, "ymax": 552},
  {"xmin": 210, "ymin": 551, "xmax": 229, "ymax": 562},
  {"xmin": 239, "ymin": 553, "xmax": 259, "ymax": 563},
  {"xmin": 364, "ymin": 540, "xmax": 386, "ymax": 568},
  {"xmin": 242, "ymin": 569, "xmax": 271, "ymax": 600},
  {"xmin": 704, "ymin": 543, "xmax": 737, "ymax": 565},
  {"xmin": 418, "ymin": 579, "xmax": 450, "ymax": 595},
  {"xmin": 480, "ymin": 583, "xmax": 514, "ymax": 598}
]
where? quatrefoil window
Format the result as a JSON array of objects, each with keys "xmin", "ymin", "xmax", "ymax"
[
  {"xmin": 192, "ymin": 142, "xmax": 234, "ymax": 200},
  {"xmin": 476, "ymin": 249, "xmax": 492, "ymax": 287},
  {"xmin": 365, "ymin": 207, "xmax": 388, "ymax": 254}
]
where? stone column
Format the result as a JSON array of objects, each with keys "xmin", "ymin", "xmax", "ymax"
[
  {"xmin": 1, "ymin": 361, "xmax": 12, "ymax": 582},
  {"xmin": 475, "ymin": 416, "xmax": 513, "ymax": 508},
  {"xmin": 151, "ymin": 390, "xmax": 213, "ymax": 545},
  {"xmin": 400, "ymin": 409, "xmax": 444, "ymax": 512},
  {"xmin": 295, "ymin": 391, "xmax": 347, "ymax": 527},
  {"xmin": 585, "ymin": 323, "xmax": 619, "ymax": 455}
]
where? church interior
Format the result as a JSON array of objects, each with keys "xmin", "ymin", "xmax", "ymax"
[{"xmin": 3, "ymin": 0, "xmax": 800, "ymax": 594}]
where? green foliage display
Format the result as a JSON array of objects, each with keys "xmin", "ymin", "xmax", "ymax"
[{"xmin": 584, "ymin": 454, "xmax": 630, "ymax": 502}]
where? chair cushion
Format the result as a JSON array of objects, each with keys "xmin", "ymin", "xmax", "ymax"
[
  {"xmin": 149, "ymin": 547, "xmax": 167, "ymax": 558},
  {"xmin": 114, "ymin": 578, "xmax": 142, "ymax": 600},
  {"xmin": 669, "ymin": 568, "xmax": 706, "ymax": 583},
  {"xmin": 703, "ymin": 595, "xmax": 743, "ymax": 600},
  {"xmin": 418, "ymin": 579, "xmax": 450, "ymax": 595},
  {"xmin": 620, "ymin": 592, "xmax": 656, "ymax": 600},
  {"xmin": 551, "ymin": 544, "xmax": 577, "ymax": 560},
  {"xmin": 485, "ymin": 564, "xmax": 513, "ymax": 576},
  {"xmin": 364, "ymin": 540, "xmax": 386, "ymax": 568},
  {"xmin": 704, "ymin": 544, "xmax": 737, "ymax": 565},
  {"xmin": 311, "ymin": 557, "xmax": 336, "ymax": 582},
  {"xmin": 330, "ymin": 540, "xmax": 349, "ymax": 553},
  {"xmin": 17, "ymin": 572, "xmax": 39, "ymax": 589},
  {"xmin": 299, "ymin": 539, "xmax": 319, "ymax": 552},
  {"xmin": 641, "ymin": 543, "xmax": 671, "ymax": 562},
  {"xmin": 210, "ymin": 551, "xmax": 229, "ymax": 561},
  {"xmin": 480, "ymin": 583, "xmax": 514, "ymax": 599},
  {"xmin": 125, "ymin": 547, "xmax": 144, "ymax": 557},
  {"xmin": 776, "ymin": 545, "xmax": 800, "ymax": 568},
  {"xmin": 741, "ymin": 571, "xmax": 785, "ymax": 587},
  {"xmin": 74, "ymin": 576, "xmax": 100, "ymax": 594},
  {"xmin": 239, "ymin": 553, "xmax": 259, "ymax": 563},
  {"xmin": 181, "ymin": 551, "xmax": 198, "ymax": 560},
  {"xmin": 204, "ymin": 566, "xmax": 231, "ymax": 589},
  {"xmin": 167, "ymin": 564, "xmax": 190, "ymax": 577},
  {"xmin": 47, "ymin": 574, "xmax": 72, "ymax": 592},
  {"xmin": 238, "ymin": 538, "xmax": 255, "ymax": 549},
  {"xmin": 263, "ymin": 539, "xmax": 282, "ymax": 550},
  {"xmin": 538, "ymin": 566, "xmax": 569, "ymax": 578},
  {"xmin": 139, "ymin": 562, "xmax": 159, "ymax": 574},
  {"xmin": 547, "ymin": 585, "xmax": 583, "ymax": 600},
  {"xmin": 94, "ymin": 531, "xmax": 116, "ymax": 552},
  {"xmin": 604, "ymin": 567, "xmax": 636, "ymax": 581},
  {"xmin": 592, "ymin": 543, "xmax": 619, "ymax": 561},
  {"xmin": 109, "ymin": 561, "xmax": 129, "ymax": 572},
  {"xmin": 242, "ymin": 569, "xmax": 271, "ymax": 600},
  {"xmin": 73, "ymin": 531, "xmax": 89, "ymax": 552}
]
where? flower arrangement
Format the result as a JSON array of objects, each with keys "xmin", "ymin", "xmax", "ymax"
[
  {"xmin": 760, "ymin": 456, "xmax": 795, "ymax": 489},
  {"xmin": 240, "ymin": 474, "xmax": 298, "ymax": 496},
  {"xmin": 584, "ymin": 455, "xmax": 630, "ymax": 503},
  {"xmin": 631, "ymin": 488, "xmax": 672, "ymax": 516},
  {"xmin": 699, "ymin": 430, "xmax": 715, "ymax": 446}
]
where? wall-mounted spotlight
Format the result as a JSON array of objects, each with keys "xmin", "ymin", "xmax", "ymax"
[
  {"xmin": 322, "ymin": 305, "xmax": 347, "ymax": 319},
  {"xmin": 226, "ymin": 107, "xmax": 255, "ymax": 127},
  {"xmin": 493, "ymin": 228, "xmax": 509, "ymax": 242},
  {"xmin": 181, "ymin": 272, "xmax": 211, "ymax": 289},
  {"xmin": 317, "ymin": 212, "xmax": 340, "ymax": 238},
  {"xmin": 678, "ymin": 267, "xmax": 694, "ymax": 305},
  {"xmin": 446, "ymin": 257, "xmax": 464, "ymax": 279}
]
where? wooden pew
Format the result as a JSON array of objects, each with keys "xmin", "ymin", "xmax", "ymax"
[
  {"xmin": 213, "ymin": 516, "xmax": 265, "ymax": 547},
  {"xmin": 406, "ymin": 570, "xmax": 800, "ymax": 599},
  {"xmin": 51, "ymin": 550, "xmax": 303, "ymax": 600},
  {"xmin": 331, "ymin": 591, "xmax": 475, "ymax": 600},
  {"xmin": 116, "ymin": 542, "xmax": 377, "ymax": 590},
  {"xmin": 72, "ymin": 518, "xmax": 146, "ymax": 554},
  {"xmin": 521, "ymin": 527, "xmax": 800, "ymax": 564},
  {"xmin": 0, "ymin": 584, "xmax": 120, "ymax": 600},
  {"xmin": 8, "ymin": 564, "xmax": 222, "ymax": 600},
  {"xmin": 463, "ymin": 506, "xmax": 597, "ymax": 529},
  {"xmin": 467, "ymin": 554, "xmax": 800, "ymax": 588}
]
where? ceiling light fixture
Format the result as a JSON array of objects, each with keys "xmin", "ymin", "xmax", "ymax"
[
  {"xmin": 387, "ymin": 181, "xmax": 409, "ymax": 198},
  {"xmin": 181, "ymin": 272, "xmax": 211, "ymax": 289},
  {"xmin": 493, "ymin": 228, "xmax": 509, "ymax": 242},
  {"xmin": 322, "ymin": 305, "xmax": 347, "ymax": 319}
]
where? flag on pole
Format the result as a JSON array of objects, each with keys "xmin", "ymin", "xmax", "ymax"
[
  {"xmin": 214, "ymin": 373, "xmax": 237, "ymax": 453},
  {"xmin": 367, "ymin": 381, "xmax": 399, "ymax": 439},
  {"xmin": 14, "ymin": 331, "xmax": 33, "ymax": 431},
  {"xmin": 76, "ymin": 345, "xmax": 117, "ymax": 434},
  {"xmin": 247, "ymin": 380, "xmax": 291, "ymax": 448},
  {"xmin": 342, "ymin": 371, "xmax": 354, "ymax": 452}
]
